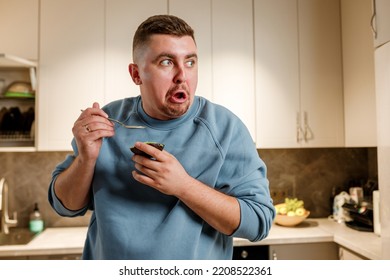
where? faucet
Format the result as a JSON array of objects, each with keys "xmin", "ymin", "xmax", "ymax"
[{"xmin": 0, "ymin": 178, "xmax": 18, "ymax": 234}]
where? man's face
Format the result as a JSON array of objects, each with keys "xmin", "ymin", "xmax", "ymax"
[{"xmin": 129, "ymin": 34, "xmax": 198, "ymax": 120}]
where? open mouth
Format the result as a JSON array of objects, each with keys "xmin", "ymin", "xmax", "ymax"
[{"xmin": 169, "ymin": 90, "xmax": 188, "ymax": 103}]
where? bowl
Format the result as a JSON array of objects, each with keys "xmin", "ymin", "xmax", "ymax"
[{"xmin": 274, "ymin": 204, "xmax": 310, "ymax": 227}]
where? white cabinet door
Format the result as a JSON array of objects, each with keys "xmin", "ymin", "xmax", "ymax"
[
  {"xmin": 212, "ymin": 0, "xmax": 256, "ymax": 140},
  {"xmin": 255, "ymin": 0, "xmax": 301, "ymax": 148},
  {"xmin": 341, "ymin": 0, "xmax": 376, "ymax": 147},
  {"xmin": 255, "ymin": 0, "xmax": 344, "ymax": 148},
  {"xmin": 38, "ymin": 0, "xmax": 105, "ymax": 151},
  {"xmin": 375, "ymin": 41, "xmax": 390, "ymax": 259},
  {"xmin": 0, "ymin": 0, "xmax": 39, "ymax": 60},
  {"xmin": 104, "ymin": 0, "xmax": 167, "ymax": 104},
  {"xmin": 298, "ymin": 0, "xmax": 344, "ymax": 147},
  {"xmin": 169, "ymin": 0, "xmax": 213, "ymax": 101}
]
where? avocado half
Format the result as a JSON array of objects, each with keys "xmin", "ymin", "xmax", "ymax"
[{"xmin": 130, "ymin": 142, "xmax": 165, "ymax": 158}]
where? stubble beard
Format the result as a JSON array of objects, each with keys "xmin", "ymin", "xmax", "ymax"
[{"xmin": 162, "ymin": 99, "xmax": 191, "ymax": 119}]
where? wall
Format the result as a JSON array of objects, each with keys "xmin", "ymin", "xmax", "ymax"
[
  {"xmin": 0, "ymin": 148, "xmax": 377, "ymax": 228},
  {"xmin": 259, "ymin": 148, "xmax": 377, "ymax": 217}
]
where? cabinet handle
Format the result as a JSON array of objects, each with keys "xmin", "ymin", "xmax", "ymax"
[
  {"xmin": 371, "ymin": 0, "xmax": 377, "ymax": 39},
  {"xmin": 296, "ymin": 112, "xmax": 304, "ymax": 143},
  {"xmin": 303, "ymin": 111, "xmax": 314, "ymax": 142},
  {"xmin": 271, "ymin": 250, "xmax": 277, "ymax": 260}
]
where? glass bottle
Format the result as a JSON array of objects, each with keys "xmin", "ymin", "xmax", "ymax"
[{"xmin": 29, "ymin": 202, "xmax": 44, "ymax": 233}]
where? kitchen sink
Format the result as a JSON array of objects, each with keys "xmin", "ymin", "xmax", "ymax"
[{"xmin": 0, "ymin": 228, "xmax": 38, "ymax": 246}]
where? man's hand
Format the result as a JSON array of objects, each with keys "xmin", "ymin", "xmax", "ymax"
[
  {"xmin": 131, "ymin": 141, "xmax": 192, "ymax": 196},
  {"xmin": 74, "ymin": 102, "xmax": 115, "ymax": 162},
  {"xmin": 131, "ymin": 141, "xmax": 240, "ymax": 235}
]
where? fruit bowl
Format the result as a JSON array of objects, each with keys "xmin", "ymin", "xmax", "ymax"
[{"xmin": 274, "ymin": 203, "xmax": 310, "ymax": 227}]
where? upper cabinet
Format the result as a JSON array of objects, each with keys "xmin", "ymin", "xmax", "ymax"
[
  {"xmin": 255, "ymin": 0, "xmax": 344, "ymax": 148},
  {"xmin": 38, "ymin": 0, "xmax": 106, "ymax": 151},
  {"xmin": 3, "ymin": 0, "xmax": 376, "ymax": 150},
  {"xmin": 255, "ymin": 0, "xmax": 300, "ymax": 148},
  {"xmin": 341, "ymin": 0, "xmax": 376, "ymax": 147},
  {"xmin": 38, "ymin": 0, "xmax": 167, "ymax": 151},
  {"xmin": 211, "ymin": 0, "xmax": 256, "ymax": 140},
  {"xmin": 0, "ymin": 55, "xmax": 37, "ymax": 151},
  {"xmin": 0, "ymin": 0, "xmax": 39, "ymax": 60},
  {"xmin": 0, "ymin": 0, "xmax": 38, "ymax": 151},
  {"xmin": 105, "ymin": 0, "xmax": 167, "ymax": 104}
]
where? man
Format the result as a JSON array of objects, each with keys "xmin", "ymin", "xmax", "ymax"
[{"xmin": 49, "ymin": 14, "xmax": 275, "ymax": 259}]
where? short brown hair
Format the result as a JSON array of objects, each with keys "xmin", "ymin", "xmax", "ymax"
[{"xmin": 132, "ymin": 15, "xmax": 195, "ymax": 61}]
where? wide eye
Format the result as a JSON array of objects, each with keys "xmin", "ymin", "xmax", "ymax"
[
  {"xmin": 160, "ymin": 59, "xmax": 172, "ymax": 66},
  {"xmin": 185, "ymin": 60, "xmax": 196, "ymax": 68}
]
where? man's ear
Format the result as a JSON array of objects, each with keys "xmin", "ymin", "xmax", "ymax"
[{"xmin": 129, "ymin": 63, "xmax": 142, "ymax": 85}]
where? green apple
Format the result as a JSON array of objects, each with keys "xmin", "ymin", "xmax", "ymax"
[
  {"xmin": 295, "ymin": 207, "xmax": 306, "ymax": 216},
  {"xmin": 287, "ymin": 211, "xmax": 296, "ymax": 217},
  {"xmin": 279, "ymin": 207, "xmax": 287, "ymax": 215}
]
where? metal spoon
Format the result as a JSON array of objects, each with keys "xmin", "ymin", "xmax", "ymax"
[
  {"xmin": 81, "ymin": 110, "xmax": 145, "ymax": 129},
  {"xmin": 107, "ymin": 117, "xmax": 145, "ymax": 129}
]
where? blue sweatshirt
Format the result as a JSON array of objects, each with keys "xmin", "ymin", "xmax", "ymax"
[{"xmin": 48, "ymin": 96, "xmax": 275, "ymax": 259}]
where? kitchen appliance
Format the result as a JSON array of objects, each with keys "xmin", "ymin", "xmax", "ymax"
[
  {"xmin": 342, "ymin": 202, "xmax": 373, "ymax": 232},
  {"xmin": 332, "ymin": 191, "xmax": 351, "ymax": 223},
  {"xmin": 233, "ymin": 245, "xmax": 269, "ymax": 260}
]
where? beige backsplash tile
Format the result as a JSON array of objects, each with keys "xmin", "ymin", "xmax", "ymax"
[{"xmin": 0, "ymin": 147, "xmax": 377, "ymax": 228}]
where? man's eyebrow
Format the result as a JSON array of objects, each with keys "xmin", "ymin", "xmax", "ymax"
[
  {"xmin": 186, "ymin": 53, "xmax": 198, "ymax": 59},
  {"xmin": 153, "ymin": 52, "xmax": 198, "ymax": 63}
]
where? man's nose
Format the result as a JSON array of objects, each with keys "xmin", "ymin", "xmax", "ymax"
[{"xmin": 174, "ymin": 65, "xmax": 186, "ymax": 84}]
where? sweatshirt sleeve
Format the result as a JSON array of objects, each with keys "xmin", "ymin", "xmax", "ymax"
[
  {"xmin": 214, "ymin": 114, "xmax": 276, "ymax": 241},
  {"xmin": 48, "ymin": 140, "xmax": 90, "ymax": 217}
]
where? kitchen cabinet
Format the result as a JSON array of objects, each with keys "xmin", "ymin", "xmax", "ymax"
[
  {"xmin": 0, "ymin": 0, "xmax": 38, "ymax": 151},
  {"xmin": 105, "ymin": 0, "xmax": 167, "ymax": 104},
  {"xmin": 269, "ymin": 242, "xmax": 339, "ymax": 260},
  {"xmin": 341, "ymin": 0, "xmax": 376, "ymax": 147},
  {"xmin": 338, "ymin": 246, "xmax": 368, "ymax": 260},
  {"xmin": 38, "ymin": 0, "xmax": 106, "ymax": 151},
  {"xmin": 38, "ymin": 0, "xmax": 256, "ymax": 150},
  {"xmin": 38, "ymin": 0, "xmax": 167, "ymax": 151},
  {"xmin": 374, "ymin": 41, "xmax": 390, "ymax": 259},
  {"xmin": 0, "ymin": 254, "xmax": 81, "ymax": 260},
  {"xmin": 0, "ymin": 0, "xmax": 39, "ymax": 60},
  {"xmin": 211, "ymin": 0, "xmax": 256, "ymax": 140},
  {"xmin": 0, "ymin": 54, "xmax": 37, "ymax": 151},
  {"xmin": 255, "ymin": 0, "xmax": 344, "ymax": 148}
]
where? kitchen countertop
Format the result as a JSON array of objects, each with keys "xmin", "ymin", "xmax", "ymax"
[
  {"xmin": 235, "ymin": 218, "xmax": 382, "ymax": 260},
  {"xmin": 0, "ymin": 218, "xmax": 382, "ymax": 259}
]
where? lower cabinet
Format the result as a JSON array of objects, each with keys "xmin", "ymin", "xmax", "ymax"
[
  {"xmin": 234, "ymin": 242, "xmax": 339, "ymax": 260},
  {"xmin": 0, "ymin": 254, "xmax": 82, "ymax": 260},
  {"xmin": 338, "ymin": 246, "xmax": 368, "ymax": 260},
  {"xmin": 28, "ymin": 254, "xmax": 82, "ymax": 260},
  {"xmin": 269, "ymin": 242, "xmax": 339, "ymax": 260}
]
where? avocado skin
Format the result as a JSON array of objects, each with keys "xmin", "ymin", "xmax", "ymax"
[{"xmin": 130, "ymin": 142, "xmax": 165, "ymax": 158}]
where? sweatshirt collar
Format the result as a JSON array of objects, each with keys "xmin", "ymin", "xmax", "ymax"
[{"xmin": 136, "ymin": 96, "xmax": 200, "ymax": 130}]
